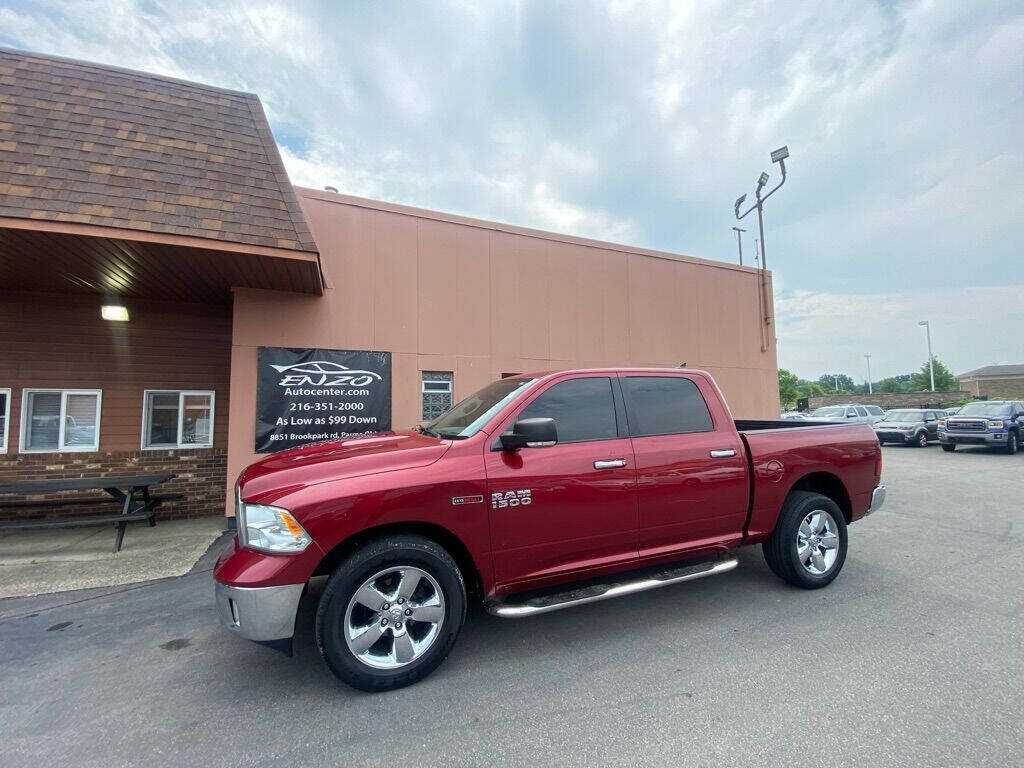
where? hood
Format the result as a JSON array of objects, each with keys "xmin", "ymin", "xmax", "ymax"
[
  {"xmin": 238, "ymin": 430, "xmax": 451, "ymax": 503},
  {"xmin": 874, "ymin": 421, "xmax": 919, "ymax": 429}
]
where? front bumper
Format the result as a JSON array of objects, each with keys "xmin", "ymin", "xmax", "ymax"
[
  {"xmin": 215, "ymin": 581, "xmax": 304, "ymax": 643},
  {"xmin": 866, "ymin": 485, "xmax": 886, "ymax": 515},
  {"xmin": 939, "ymin": 430, "xmax": 1005, "ymax": 445},
  {"xmin": 875, "ymin": 430, "xmax": 916, "ymax": 443}
]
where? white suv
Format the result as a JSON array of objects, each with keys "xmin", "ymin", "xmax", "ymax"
[{"xmin": 807, "ymin": 404, "xmax": 884, "ymax": 424}]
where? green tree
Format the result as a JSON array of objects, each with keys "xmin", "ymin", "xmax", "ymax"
[
  {"xmin": 910, "ymin": 357, "xmax": 957, "ymax": 391},
  {"xmin": 779, "ymin": 368, "xmax": 800, "ymax": 410},
  {"xmin": 817, "ymin": 373, "xmax": 855, "ymax": 393}
]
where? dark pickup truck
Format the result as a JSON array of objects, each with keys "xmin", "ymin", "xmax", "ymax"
[{"xmin": 214, "ymin": 368, "xmax": 885, "ymax": 691}]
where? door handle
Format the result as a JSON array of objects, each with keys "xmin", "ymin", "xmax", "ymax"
[
  {"xmin": 594, "ymin": 459, "xmax": 627, "ymax": 469},
  {"xmin": 709, "ymin": 449, "xmax": 736, "ymax": 458}
]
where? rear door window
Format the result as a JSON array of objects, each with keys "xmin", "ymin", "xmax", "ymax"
[
  {"xmin": 516, "ymin": 377, "xmax": 618, "ymax": 444},
  {"xmin": 855, "ymin": 407, "xmax": 869, "ymax": 417},
  {"xmin": 622, "ymin": 376, "xmax": 713, "ymax": 437}
]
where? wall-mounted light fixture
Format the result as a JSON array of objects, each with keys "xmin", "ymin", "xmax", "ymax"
[{"xmin": 101, "ymin": 304, "xmax": 130, "ymax": 322}]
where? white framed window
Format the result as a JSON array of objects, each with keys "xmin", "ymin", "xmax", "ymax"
[
  {"xmin": 421, "ymin": 371, "xmax": 453, "ymax": 421},
  {"xmin": 142, "ymin": 390, "xmax": 214, "ymax": 449},
  {"xmin": 20, "ymin": 389, "xmax": 102, "ymax": 453},
  {"xmin": 0, "ymin": 388, "xmax": 10, "ymax": 452}
]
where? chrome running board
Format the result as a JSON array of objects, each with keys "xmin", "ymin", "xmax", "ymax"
[{"xmin": 485, "ymin": 556, "xmax": 738, "ymax": 618}]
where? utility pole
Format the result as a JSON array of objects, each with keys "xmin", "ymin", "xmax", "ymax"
[
  {"xmin": 918, "ymin": 320, "xmax": 935, "ymax": 391},
  {"xmin": 833, "ymin": 375, "xmax": 840, "ymax": 392},
  {"xmin": 731, "ymin": 227, "xmax": 746, "ymax": 265},
  {"xmin": 864, "ymin": 355, "xmax": 873, "ymax": 394}
]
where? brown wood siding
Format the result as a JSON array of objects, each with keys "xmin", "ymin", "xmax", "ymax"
[{"xmin": 0, "ymin": 291, "xmax": 231, "ymax": 453}]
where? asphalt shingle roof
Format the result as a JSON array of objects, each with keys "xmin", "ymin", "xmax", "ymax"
[
  {"xmin": 0, "ymin": 47, "xmax": 316, "ymax": 253},
  {"xmin": 957, "ymin": 364, "xmax": 1024, "ymax": 378}
]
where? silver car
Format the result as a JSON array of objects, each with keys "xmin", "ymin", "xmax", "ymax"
[
  {"xmin": 807, "ymin": 404, "xmax": 884, "ymax": 424},
  {"xmin": 873, "ymin": 409, "xmax": 941, "ymax": 447}
]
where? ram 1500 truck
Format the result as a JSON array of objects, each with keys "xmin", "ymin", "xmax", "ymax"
[{"xmin": 214, "ymin": 368, "xmax": 885, "ymax": 691}]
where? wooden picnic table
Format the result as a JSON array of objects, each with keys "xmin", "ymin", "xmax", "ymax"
[{"xmin": 0, "ymin": 473, "xmax": 178, "ymax": 552}]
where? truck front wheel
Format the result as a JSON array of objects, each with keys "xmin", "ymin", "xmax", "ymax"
[
  {"xmin": 763, "ymin": 491, "xmax": 848, "ymax": 589},
  {"xmin": 315, "ymin": 534, "xmax": 466, "ymax": 692}
]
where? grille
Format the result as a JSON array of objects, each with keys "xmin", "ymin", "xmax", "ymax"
[{"xmin": 947, "ymin": 420, "xmax": 986, "ymax": 431}]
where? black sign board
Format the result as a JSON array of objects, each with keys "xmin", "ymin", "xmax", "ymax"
[{"xmin": 255, "ymin": 347, "xmax": 392, "ymax": 452}]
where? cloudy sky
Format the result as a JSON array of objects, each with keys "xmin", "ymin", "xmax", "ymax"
[{"xmin": 2, "ymin": 0, "xmax": 1021, "ymax": 381}]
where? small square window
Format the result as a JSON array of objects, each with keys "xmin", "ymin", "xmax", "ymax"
[
  {"xmin": 421, "ymin": 372, "xmax": 453, "ymax": 421},
  {"xmin": 143, "ymin": 391, "xmax": 214, "ymax": 449},
  {"xmin": 21, "ymin": 389, "xmax": 102, "ymax": 452},
  {"xmin": 0, "ymin": 388, "xmax": 10, "ymax": 452}
]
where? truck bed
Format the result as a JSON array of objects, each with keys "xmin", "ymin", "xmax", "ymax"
[
  {"xmin": 735, "ymin": 419, "xmax": 846, "ymax": 431},
  {"xmin": 735, "ymin": 420, "xmax": 880, "ymax": 543}
]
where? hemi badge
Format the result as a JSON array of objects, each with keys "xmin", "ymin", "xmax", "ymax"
[{"xmin": 451, "ymin": 495, "xmax": 484, "ymax": 506}]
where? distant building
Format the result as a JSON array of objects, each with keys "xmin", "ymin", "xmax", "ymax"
[{"xmin": 956, "ymin": 365, "xmax": 1024, "ymax": 400}]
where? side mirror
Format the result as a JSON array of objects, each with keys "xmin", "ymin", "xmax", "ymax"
[
  {"xmin": 500, "ymin": 417, "xmax": 557, "ymax": 450},
  {"xmin": 847, "ymin": 413, "xmax": 857, "ymax": 418}
]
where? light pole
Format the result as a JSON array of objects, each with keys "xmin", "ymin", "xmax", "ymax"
[
  {"xmin": 833, "ymin": 375, "xmax": 840, "ymax": 392},
  {"xmin": 918, "ymin": 320, "xmax": 935, "ymax": 391},
  {"xmin": 731, "ymin": 226, "xmax": 746, "ymax": 265},
  {"xmin": 734, "ymin": 146, "xmax": 790, "ymax": 351},
  {"xmin": 864, "ymin": 355, "xmax": 873, "ymax": 394}
]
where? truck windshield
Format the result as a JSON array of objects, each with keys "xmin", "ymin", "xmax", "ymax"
[
  {"xmin": 956, "ymin": 402, "xmax": 1010, "ymax": 418},
  {"xmin": 882, "ymin": 410, "xmax": 924, "ymax": 421},
  {"xmin": 426, "ymin": 378, "xmax": 538, "ymax": 438}
]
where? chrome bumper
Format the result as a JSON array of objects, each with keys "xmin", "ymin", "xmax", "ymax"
[
  {"xmin": 867, "ymin": 485, "xmax": 886, "ymax": 515},
  {"xmin": 215, "ymin": 581, "xmax": 304, "ymax": 642},
  {"xmin": 939, "ymin": 431, "xmax": 1004, "ymax": 443}
]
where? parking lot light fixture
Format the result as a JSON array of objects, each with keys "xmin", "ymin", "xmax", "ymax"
[
  {"xmin": 733, "ymin": 146, "xmax": 791, "ymax": 352},
  {"xmin": 864, "ymin": 354, "xmax": 873, "ymax": 395},
  {"xmin": 918, "ymin": 320, "xmax": 935, "ymax": 392}
]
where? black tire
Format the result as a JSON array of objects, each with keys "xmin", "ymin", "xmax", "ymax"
[
  {"xmin": 315, "ymin": 534, "xmax": 466, "ymax": 692},
  {"xmin": 941, "ymin": 443, "xmax": 956, "ymax": 452},
  {"xmin": 762, "ymin": 491, "xmax": 848, "ymax": 589},
  {"xmin": 915, "ymin": 430, "xmax": 928, "ymax": 448},
  {"xmin": 1007, "ymin": 430, "xmax": 1019, "ymax": 455}
]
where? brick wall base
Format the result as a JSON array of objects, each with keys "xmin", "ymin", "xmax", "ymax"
[{"xmin": 0, "ymin": 449, "xmax": 227, "ymax": 522}]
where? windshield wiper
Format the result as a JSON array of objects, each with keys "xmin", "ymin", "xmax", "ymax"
[{"xmin": 415, "ymin": 424, "xmax": 441, "ymax": 438}]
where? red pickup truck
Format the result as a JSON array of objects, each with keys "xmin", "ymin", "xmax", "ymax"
[{"xmin": 214, "ymin": 368, "xmax": 885, "ymax": 691}]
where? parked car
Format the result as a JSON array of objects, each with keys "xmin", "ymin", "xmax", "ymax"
[
  {"xmin": 781, "ymin": 411, "xmax": 810, "ymax": 420},
  {"xmin": 214, "ymin": 368, "xmax": 885, "ymax": 691},
  {"xmin": 873, "ymin": 409, "xmax": 942, "ymax": 447},
  {"xmin": 807, "ymin": 404, "xmax": 884, "ymax": 424},
  {"xmin": 939, "ymin": 400, "xmax": 1024, "ymax": 454}
]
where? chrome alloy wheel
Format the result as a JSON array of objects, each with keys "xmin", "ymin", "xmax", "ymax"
[
  {"xmin": 796, "ymin": 510, "xmax": 840, "ymax": 575},
  {"xmin": 344, "ymin": 566, "xmax": 445, "ymax": 669}
]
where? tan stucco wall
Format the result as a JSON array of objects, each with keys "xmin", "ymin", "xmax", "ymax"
[{"xmin": 224, "ymin": 190, "xmax": 779, "ymax": 511}]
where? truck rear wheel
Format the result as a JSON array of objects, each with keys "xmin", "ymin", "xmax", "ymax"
[
  {"xmin": 315, "ymin": 534, "xmax": 466, "ymax": 692},
  {"xmin": 762, "ymin": 491, "xmax": 848, "ymax": 589}
]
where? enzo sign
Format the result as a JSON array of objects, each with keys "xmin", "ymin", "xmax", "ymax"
[{"xmin": 255, "ymin": 347, "xmax": 392, "ymax": 452}]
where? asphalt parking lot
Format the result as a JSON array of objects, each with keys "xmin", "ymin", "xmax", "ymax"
[{"xmin": 0, "ymin": 444, "xmax": 1021, "ymax": 767}]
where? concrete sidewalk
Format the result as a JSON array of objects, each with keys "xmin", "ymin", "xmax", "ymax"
[{"xmin": 0, "ymin": 517, "xmax": 227, "ymax": 598}]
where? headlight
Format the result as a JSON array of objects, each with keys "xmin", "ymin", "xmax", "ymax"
[
  {"xmin": 238, "ymin": 502, "xmax": 311, "ymax": 554},
  {"xmin": 988, "ymin": 420, "xmax": 1004, "ymax": 428}
]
